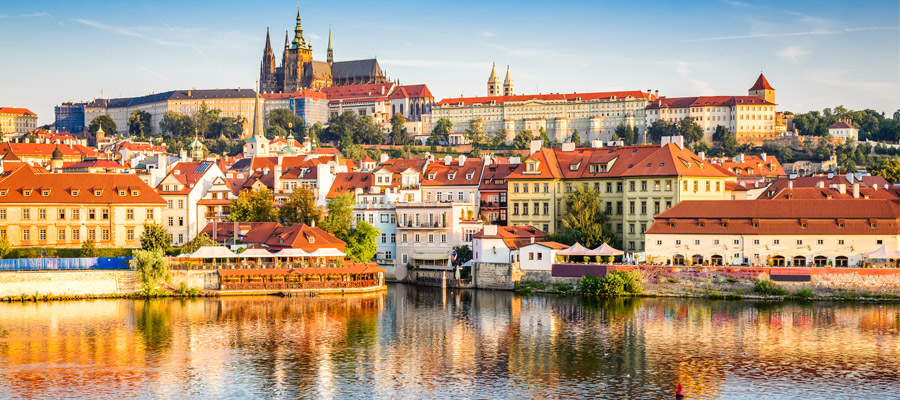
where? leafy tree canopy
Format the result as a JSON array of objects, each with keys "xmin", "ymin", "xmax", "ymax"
[{"xmin": 228, "ymin": 188, "xmax": 277, "ymax": 222}]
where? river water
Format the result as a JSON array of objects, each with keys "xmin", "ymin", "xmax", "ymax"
[{"xmin": 0, "ymin": 284, "xmax": 898, "ymax": 399}]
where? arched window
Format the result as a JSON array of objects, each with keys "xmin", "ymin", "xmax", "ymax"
[
  {"xmin": 692, "ymin": 254, "xmax": 704, "ymax": 265},
  {"xmin": 710, "ymin": 255, "xmax": 723, "ymax": 266},
  {"xmin": 793, "ymin": 256, "xmax": 806, "ymax": 267},
  {"xmin": 835, "ymin": 256, "xmax": 849, "ymax": 267},
  {"xmin": 772, "ymin": 255, "xmax": 785, "ymax": 267},
  {"xmin": 813, "ymin": 256, "xmax": 827, "ymax": 267},
  {"xmin": 673, "ymin": 255, "xmax": 685, "ymax": 265}
]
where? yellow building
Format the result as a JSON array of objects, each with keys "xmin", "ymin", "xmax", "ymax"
[
  {"xmin": 507, "ymin": 139, "xmax": 734, "ymax": 250},
  {"xmin": 0, "ymin": 164, "xmax": 165, "ymax": 248},
  {"xmin": 0, "ymin": 107, "xmax": 38, "ymax": 138}
]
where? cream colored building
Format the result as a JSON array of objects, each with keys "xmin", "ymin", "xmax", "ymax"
[
  {"xmin": 645, "ymin": 199, "xmax": 900, "ymax": 267},
  {"xmin": 0, "ymin": 163, "xmax": 165, "ymax": 248},
  {"xmin": 0, "ymin": 107, "xmax": 38, "ymax": 138}
]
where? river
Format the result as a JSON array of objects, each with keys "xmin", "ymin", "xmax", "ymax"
[{"xmin": 0, "ymin": 284, "xmax": 898, "ymax": 399}]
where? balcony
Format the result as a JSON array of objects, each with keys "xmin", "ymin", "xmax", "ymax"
[
  {"xmin": 398, "ymin": 222, "xmax": 446, "ymax": 229},
  {"xmin": 479, "ymin": 200, "xmax": 506, "ymax": 209}
]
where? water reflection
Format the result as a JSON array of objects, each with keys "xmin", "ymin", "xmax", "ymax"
[{"xmin": 0, "ymin": 286, "xmax": 898, "ymax": 399}]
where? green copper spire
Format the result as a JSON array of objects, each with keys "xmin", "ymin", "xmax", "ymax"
[
  {"xmin": 291, "ymin": 4, "xmax": 307, "ymax": 49},
  {"xmin": 284, "ymin": 30, "xmax": 289, "ymax": 50},
  {"xmin": 327, "ymin": 26, "xmax": 333, "ymax": 65}
]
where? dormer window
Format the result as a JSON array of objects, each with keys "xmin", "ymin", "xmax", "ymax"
[
  {"xmin": 309, "ymin": 236, "xmax": 315, "ymax": 243},
  {"xmin": 42, "ymin": 190, "xmax": 50, "ymax": 196},
  {"xmin": 132, "ymin": 190, "xmax": 139, "ymax": 196},
  {"xmin": 527, "ymin": 162, "xmax": 538, "ymax": 172},
  {"xmin": 119, "ymin": 190, "xmax": 126, "ymax": 196},
  {"xmin": 428, "ymin": 174, "xmax": 436, "ymax": 180},
  {"xmin": 94, "ymin": 190, "xmax": 102, "ymax": 197},
  {"xmin": 448, "ymin": 173, "xmax": 456, "ymax": 180},
  {"xmin": 23, "ymin": 190, "xmax": 31, "ymax": 197},
  {"xmin": 0, "ymin": 190, "xmax": 6, "ymax": 196},
  {"xmin": 466, "ymin": 173, "xmax": 473, "ymax": 180},
  {"xmin": 71, "ymin": 190, "xmax": 79, "ymax": 196}
]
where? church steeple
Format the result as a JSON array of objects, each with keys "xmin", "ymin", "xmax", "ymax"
[
  {"xmin": 264, "ymin": 28, "xmax": 272, "ymax": 53},
  {"xmin": 260, "ymin": 28, "xmax": 277, "ymax": 93},
  {"xmin": 503, "ymin": 65, "xmax": 514, "ymax": 96},
  {"xmin": 487, "ymin": 63, "xmax": 500, "ymax": 96},
  {"xmin": 284, "ymin": 30, "xmax": 290, "ymax": 50},
  {"xmin": 327, "ymin": 26, "xmax": 334, "ymax": 65},
  {"xmin": 291, "ymin": 5, "xmax": 308, "ymax": 50}
]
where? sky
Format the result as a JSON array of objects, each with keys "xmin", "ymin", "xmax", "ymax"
[{"xmin": 1, "ymin": 0, "xmax": 898, "ymax": 125}]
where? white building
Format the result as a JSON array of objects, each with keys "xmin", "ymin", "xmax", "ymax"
[
  {"xmin": 421, "ymin": 155, "xmax": 485, "ymax": 207},
  {"xmin": 156, "ymin": 160, "xmax": 225, "ymax": 245},
  {"xmin": 395, "ymin": 201, "xmax": 483, "ymax": 280},
  {"xmin": 518, "ymin": 241, "xmax": 569, "ymax": 271},
  {"xmin": 828, "ymin": 120, "xmax": 858, "ymax": 143},
  {"xmin": 471, "ymin": 225, "xmax": 549, "ymax": 265}
]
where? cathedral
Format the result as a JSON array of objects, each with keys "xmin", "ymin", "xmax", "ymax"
[{"xmin": 259, "ymin": 8, "xmax": 386, "ymax": 93}]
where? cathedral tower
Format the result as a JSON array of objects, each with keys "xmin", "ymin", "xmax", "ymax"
[
  {"xmin": 260, "ymin": 28, "xmax": 278, "ymax": 93},
  {"xmin": 327, "ymin": 27, "xmax": 334, "ymax": 65},
  {"xmin": 749, "ymin": 72, "xmax": 775, "ymax": 104},
  {"xmin": 487, "ymin": 63, "xmax": 500, "ymax": 96},
  {"xmin": 503, "ymin": 65, "xmax": 514, "ymax": 96}
]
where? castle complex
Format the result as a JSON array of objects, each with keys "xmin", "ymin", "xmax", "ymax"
[{"xmin": 259, "ymin": 7, "xmax": 386, "ymax": 93}]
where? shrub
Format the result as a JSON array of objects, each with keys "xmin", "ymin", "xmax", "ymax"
[
  {"xmin": 794, "ymin": 287, "xmax": 815, "ymax": 299},
  {"xmin": 753, "ymin": 279, "xmax": 787, "ymax": 296},
  {"xmin": 132, "ymin": 249, "xmax": 169, "ymax": 293},
  {"xmin": 579, "ymin": 270, "xmax": 643, "ymax": 296}
]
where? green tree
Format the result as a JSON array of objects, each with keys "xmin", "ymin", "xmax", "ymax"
[
  {"xmin": 0, "ymin": 236, "xmax": 11, "ymax": 259},
  {"xmin": 324, "ymin": 111, "xmax": 385, "ymax": 145},
  {"xmin": 615, "ymin": 124, "xmax": 637, "ymax": 145},
  {"xmin": 871, "ymin": 157, "xmax": 900, "ymax": 184},
  {"xmin": 140, "ymin": 222, "xmax": 172, "ymax": 252},
  {"xmin": 132, "ymin": 249, "xmax": 169, "ymax": 293},
  {"xmin": 278, "ymin": 186, "xmax": 323, "ymax": 225},
  {"xmin": 452, "ymin": 245, "xmax": 472, "ymax": 267},
  {"xmin": 89, "ymin": 114, "xmax": 117, "ymax": 136},
  {"xmin": 181, "ymin": 233, "xmax": 217, "ymax": 254},
  {"xmin": 713, "ymin": 125, "xmax": 738, "ymax": 156},
  {"xmin": 209, "ymin": 116, "xmax": 246, "ymax": 140},
  {"xmin": 560, "ymin": 184, "xmax": 613, "ymax": 248},
  {"xmin": 308, "ymin": 121, "xmax": 324, "ymax": 147},
  {"xmin": 677, "ymin": 117, "xmax": 704, "ymax": 144},
  {"xmin": 647, "ymin": 120, "xmax": 677, "ymax": 143},
  {"xmin": 430, "ymin": 118, "xmax": 453, "ymax": 146},
  {"xmin": 390, "ymin": 113, "xmax": 410, "ymax": 146},
  {"xmin": 128, "ymin": 110, "xmax": 152, "ymax": 138},
  {"xmin": 513, "ymin": 130, "xmax": 534, "ymax": 150},
  {"xmin": 192, "ymin": 102, "xmax": 221, "ymax": 138},
  {"xmin": 320, "ymin": 192, "xmax": 355, "ymax": 239},
  {"xmin": 265, "ymin": 124, "xmax": 287, "ymax": 140},
  {"xmin": 537, "ymin": 127, "xmax": 552, "ymax": 148},
  {"xmin": 228, "ymin": 188, "xmax": 277, "ymax": 222},
  {"xmin": 570, "ymin": 129, "xmax": 581, "ymax": 145},
  {"xmin": 266, "ymin": 108, "xmax": 305, "ymax": 139},
  {"xmin": 345, "ymin": 220, "xmax": 378, "ymax": 263},
  {"xmin": 81, "ymin": 239, "xmax": 98, "ymax": 257},
  {"xmin": 465, "ymin": 119, "xmax": 486, "ymax": 148},
  {"xmin": 489, "ymin": 128, "xmax": 508, "ymax": 147},
  {"xmin": 159, "ymin": 111, "xmax": 194, "ymax": 137}
]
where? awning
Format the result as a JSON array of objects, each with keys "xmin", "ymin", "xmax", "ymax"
[
  {"xmin": 866, "ymin": 245, "xmax": 900, "ymax": 260},
  {"xmin": 308, "ymin": 248, "xmax": 347, "ymax": 258},
  {"xmin": 591, "ymin": 243, "xmax": 624, "ymax": 256},
  {"xmin": 189, "ymin": 246, "xmax": 238, "ymax": 258},
  {"xmin": 413, "ymin": 251, "xmax": 450, "ymax": 260},
  {"xmin": 240, "ymin": 248, "xmax": 275, "ymax": 257},
  {"xmin": 275, "ymin": 248, "xmax": 312, "ymax": 257},
  {"xmin": 558, "ymin": 243, "xmax": 590, "ymax": 256}
]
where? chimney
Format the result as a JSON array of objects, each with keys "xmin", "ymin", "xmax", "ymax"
[
  {"xmin": 380, "ymin": 152, "xmax": 389, "ymax": 164},
  {"xmin": 591, "ymin": 140, "xmax": 603, "ymax": 148},
  {"xmin": 735, "ymin": 153, "xmax": 744, "ymax": 163},
  {"xmin": 698, "ymin": 151, "xmax": 705, "ymax": 160},
  {"xmin": 509, "ymin": 156, "xmax": 521, "ymax": 164},
  {"xmin": 444, "ymin": 155, "xmax": 452, "ymax": 166},
  {"xmin": 562, "ymin": 142, "xmax": 575, "ymax": 152},
  {"xmin": 853, "ymin": 183, "xmax": 860, "ymax": 198},
  {"xmin": 529, "ymin": 139, "xmax": 542, "ymax": 155},
  {"xmin": 458, "ymin": 154, "xmax": 467, "ymax": 167},
  {"xmin": 484, "ymin": 225, "xmax": 498, "ymax": 236},
  {"xmin": 274, "ymin": 165, "xmax": 282, "ymax": 193},
  {"xmin": 846, "ymin": 172, "xmax": 854, "ymax": 185},
  {"xmin": 838, "ymin": 184, "xmax": 846, "ymax": 195},
  {"xmin": 159, "ymin": 154, "xmax": 168, "ymax": 173},
  {"xmin": 654, "ymin": 90, "xmax": 659, "ymax": 99},
  {"xmin": 530, "ymin": 236, "xmax": 535, "ymax": 244},
  {"xmin": 816, "ymin": 181, "xmax": 824, "ymax": 188},
  {"xmin": 788, "ymin": 181, "xmax": 793, "ymax": 189},
  {"xmin": 277, "ymin": 154, "xmax": 283, "ymax": 165},
  {"xmin": 179, "ymin": 149, "xmax": 188, "ymax": 162}
]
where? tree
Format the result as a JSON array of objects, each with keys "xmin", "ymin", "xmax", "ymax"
[
  {"xmin": 81, "ymin": 239, "xmax": 98, "ymax": 257},
  {"xmin": 489, "ymin": 128, "xmax": 508, "ymax": 147},
  {"xmin": 308, "ymin": 121, "xmax": 324, "ymax": 147},
  {"xmin": 265, "ymin": 124, "xmax": 287, "ymax": 139},
  {"xmin": 228, "ymin": 188, "xmax": 277, "ymax": 222},
  {"xmin": 266, "ymin": 108, "xmax": 305, "ymax": 139},
  {"xmin": 615, "ymin": 124, "xmax": 637, "ymax": 145},
  {"xmin": 452, "ymin": 245, "xmax": 472, "ymax": 267},
  {"xmin": 128, "ymin": 110, "xmax": 152, "ymax": 138},
  {"xmin": 0, "ymin": 236, "xmax": 11, "ymax": 259},
  {"xmin": 192, "ymin": 102, "xmax": 221, "ymax": 137},
  {"xmin": 390, "ymin": 113, "xmax": 409, "ymax": 146},
  {"xmin": 430, "ymin": 118, "xmax": 453, "ymax": 146},
  {"xmin": 713, "ymin": 125, "xmax": 738, "ymax": 156},
  {"xmin": 279, "ymin": 186, "xmax": 323, "ymax": 225},
  {"xmin": 89, "ymin": 114, "xmax": 117, "ymax": 136},
  {"xmin": 465, "ymin": 119, "xmax": 486, "ymax": 148},
  {"xmin": 570, "ymin": 129, "xmax": 581, "ymax": 145},
  {"xmin": 677, "ymin": 117, "xmax": 704, "ymax": 144},
  {"xmin": 871, "ymin": 157, "xmax": 900, "ymax": 184},
  {"xmin": 181, "ymin": 233, "xmax": 217, "ymax": 254},
  {"xmin": 140, "ymin": 223, "xmax": 172, "ymax": 252},
  {"xmin": 132, "ymin": 249, "xmax": 169, "ymax": 293},
  {"xmin": 324, "ymin": 111, "xmax": 385, "ymax": 145},
  {"xmin": 560, "ymin": 184, "xmax": 613, "ymax": 248},
  {"xmin": 320, "ymin": 192, "xmax": 355, "ymax": 239},
  {"xmin": 512, "ymin": 130, "xmax": 534, "ymax": 150},
  {"xmin": 159, "ymin": 111, "xmax": 194, "ymax": 137},
  {"xmin": 537, "ymin": 127, "xmax": 552, "ymax": 148},
  {"xmin": 345, "ymin": 220, "xmax": 378, "ymax": 263},
  {"xmin": 209, "ymin": 116, "xmax": 246, "ymax": 140},
  {"xmin": 647, "ymin": 120, "xmax": 677, "ymax": 143}
]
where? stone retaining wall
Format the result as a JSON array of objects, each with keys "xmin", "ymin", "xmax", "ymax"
[
  {"xmin": 0, "ymin": 270, "xmax": 139, "ymax": 297},
  {"xmin": 168, "ymin": 270, "xmax": 220, "ymax": 291},
  {"xmin": 473, "ymin": 262, "xmax": 522, "ymax": 290}
]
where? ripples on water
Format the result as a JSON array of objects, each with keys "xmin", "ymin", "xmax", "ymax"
[{"xmin": 0, "ymin": 285, "xmax": 899, "ymax": 399}]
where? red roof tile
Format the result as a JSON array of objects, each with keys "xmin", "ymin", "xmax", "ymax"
[
  {"xmin": 437, "ymin": 90, "xmax": 653, "ymax": 106},
  {"xmin": 646, "ymin": 95, "xmax": 774, "ymax": 110},
  {"xmin": 828, "ymin": 120, "xmax": 856, "ymax": 130},
  {"xmin": 327, "ymin": 172, "xmax": 374, "ymax": 198},
  {"xmin": 0, "ymin": 107, "xmax": 36, "ymax": 116},
  {"xmin": 422, "ymin": 157, "xmax": 484, "ymax": 187},
  {"xmin": 749, "ymin": 73, "xmax": 774, "ymax": 91},
  {"xmin": 0, "ymin": 164, "xmax": 164, "ymax": 204}
]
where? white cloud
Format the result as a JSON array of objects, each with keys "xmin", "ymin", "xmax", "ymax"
[
  {"xmin": 675, "ymin": 61, "xmax": 691, "ymax": 76},
  {"xmin": 22, "ymin": 12, "xmax": 51, "ymax": 17},
  {"xmin": 777, "ymin": 45, "xmax": 810, "ymax": 62},
  {"xmin": 479, "ymin": 30, "xmax": 495, "ymax": 38},
  {"xmin": 689, "ymin": 79, "xmax": 716, "ymax": 96},
  {"xmin": 679, "ymin": 26, "xmax": 898, "ymax": 42},
  {"xmin": 721, "ymin": 0, "xmax": 751, "ymax": 7},
  {"xmin": 309, "ymin": 33, "xmax": 321, "ymax": 40}
]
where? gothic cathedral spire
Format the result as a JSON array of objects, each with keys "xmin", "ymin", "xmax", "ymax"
[
  {"xmin": 327, "ymin": 26, "xmax": 334, "ymax": 65},
  {"xmin": 487, "ymin": 63, "xmax": 500, "ymax": 96},
  {"xmin": 260, "ymin": 28, "xmax": 277, "ymax": 93},
  {"xmin": 291, "ymin": 4, "xmax": 308, "ymax": 50}
]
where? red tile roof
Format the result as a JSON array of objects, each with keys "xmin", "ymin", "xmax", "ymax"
[
  {"xmin": 646, "ymin": 95, "xmax": 774, "ymax": 109},
  {"xmin": 315, "ymin": 147, "xmax": 341, "ymax": 155},
  {"xmin": 436, "ymin": 90, "xmax": 653, "ymax": 106},
  {"xmin": 0, "ymin": 164, "xmax": 165, "ymax": 204},
  {"xmin": 619, "ymin": 143, "xmax": 733, "ymax": 178},
  {"xmin": 718, "ymin": 154, "xmax": 786, "ymax": 179},
  {"xmin": 763, "ymin": 187, "xmax": 900, "ymax": 201},
  {"xmin": 0, "ymin": 107, "xmax": 36, "ymax": 116},
  {"xmin": 0, "ymin": 142, "xmax": 98, "ymax": 158},
  {"xmin": 327, "ymin": 172, "xmax": 374, "ymax": 198},
  {"xmin": 422, "ymin": 157, "xmax": 485, "ymax": 187},
  {"xmin": 473, "ymin": 225, "xmax": 547, "ymax": 250},
  {"xmin": 322, "ymin": 83, "xmax": 394, "ymax": 102},
  {"xmin": 240, "ymin": 223, "xmax": 345, "ymax": 251},
  {"xmin": 749, "ymin": 73, "xmax": 774, "ymax": 91},
  {"xmin": 828, "ymin": 120, "xmax": 856, "ymax": 130},
  {"xmin": 388, "ymin": 84, "xmax": 433, "ymax": 99},
  {"xmin": 761, "ymin": 176, "xmax": 890, "ymax": 199},
  {"xmin": 507, "ymin": 148, "xmax": 563, "ymax": 180},
  {"xmin": 479, "ymin": 163, "xmax": 519, "ymax": 190}
]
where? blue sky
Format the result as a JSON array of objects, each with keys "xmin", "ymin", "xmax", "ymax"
[{"xmin": 1, "ymin": 0, "xmax": 898, "ymax": 125}]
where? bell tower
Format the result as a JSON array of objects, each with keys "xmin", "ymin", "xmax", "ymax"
[{"xmin": 487, "ymin": 63, "xmax": 500, "ymax": 96}]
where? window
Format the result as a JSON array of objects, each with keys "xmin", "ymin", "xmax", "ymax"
[
  {"xmin": 381, "ymin": 233, "xmax": 387, "ymax": 243},
  {"xmin": 385, "ymin": 251, "xmax": 393, "ymax": 260},
  {"xmin": 566, "ymin": 184, "xmax": 572, "ymax": 193},
  {"xmin": 537, "ymin": 253, "xmax": 543, "ymax": 260},
  {"xmin": 132, "ymin": 190, "xmax": 139, "ymax": 196},
  {"xmin": 101, "ymin": 229, "xmax": 110, "ymax": 241},
  {"xmin": 543, "ymin": 224, "xmax": 549, "ymax": 232},
  {"xmin": 0, "ymin": 209, "xmax": 5, "ymax": 220},
  {"xmin": 401, "ymin": 234, "xmax": 408, "ymax": 242},
  {"xmin": 513, "ymin": 184, "xmax": 519, "ymax": 193},
  {"xmin": 178, "ymin": 234, "xmax": 183, "ymax": 243},
  {"xmin": 402, "ymin": 254, "xmax": 408, "ymax": 264},
  {"xmin": 177, "ymin": 200, "xmax": 184, "ymax": 209},
  {"xmin": 167, "ymin": 200, "xmax": 174, "ymax": 209},
  {"xmin": 529, "ymin": 252, "xmax": 534, "ymax": 260},
  {"xmin": 706, "ymin": 181, "xmax": 711, "ymax": 192},
  {"xmin": 694, "ymin": 240, "xmax": 700, "ymax": 245},
  {"xmin": 796, "ymin": 240, "xmax": 803, "ymax": 245},
  {"xmin": 441, "ymin": 234, "xmax": 447, "ymax": 243},
  {"xmin": 415, "ymin": 234, "xmax": 420, "ymax": 243},
  {"xmin": 39, "ymin": 229, "xmax": 47, "ymax": 241},
  {"xmin": 87, "ymin": 209, "xmax": 95, "ymax": 220},
  {"xmin": 36, "ymin": 209, "xmax": 46, "ymax": 220},
  {"xmin": 774, "ymin": 239, "xmax": 780, "ymax": 245},
  {"xmin": 629, "ymin": 202, "xmax": 635, "ymax": 214},
  {"xmin": 126, "ymin": 228, "xmax": 135, "ymax": 241},
  {"xmin": 22, "ymin": 208, "xmax": 30, "ymax": 219},
  {"xmin": 428, "ymin": 234, "xmax": 434, "ymax": 243},
  {"xmin": 616, "ymin": 224, "xmax": 622, "ymax": 233},
  {"xmin": 58, "ymin": 229, "xmax": 66, "ymax": 241},
  {"xmin": 22, "ymin": 229, "xmax": 30, "ymax": 241},
  {"xmin": 533, "ymin": 183, "xmax": 539, "ymax": 193},
  {"xmin": 72, "ymin": 229, "xmax": 80, "ymax": 241},
  {"xmin": 654, "ymin": 202, "xmax": 660, "ymax": 215},
  {"xmin": 543, "ymin": 203, "xmax": 549, "ymax": 215},
  {"xmin": 523, "ymin": 203, "xmax": 529, "ymax": 215},
  {"xmin": 654, "ymin": 181, "xmax": 661, "ymax": 191},
  {"xmin": 629, "ymin": 242, "xmax": 635, "ymax": 250},
  {"xmin": 666, "ymin": 181, "xmax": 672, "ymax": 191},
  {"xmin": 753, "ymin": 239, "xmax": 760, "ymax": 245},
  {"xmin": 94, "ymin": 190, "xmax": 102, "ymax": 197},
  {"xmin": 57, "ymin": 208, "xmax": 65, "ymax": 220},
  {"xmin": 641, "ymin": 202, "xmax": 647, "ymax": 215},
  {"xmin": 458, "ymin": 192, "xmax": 464, "ymax": 201},
  {"xmin": 543, "ymin": 183, "xmax": 549, "ymax": 193},
  {"xmin": 101, "ymin": 209, "xmax": 109, "ymax": 220},
  {"xmin": 616, "ymin": 202, "xmax": 623, "ymax": 214},
  {"xmin": 168, "ymin": 217, "xmax": 174, "ymax": 226},
  {"xmin": 630, "ymin": 181, "xmax": 636, "ymax": 192},
  {"xmin": 512, "ymin": 203, "xmax": 519, "ymax": 215},
  {"xmin": 657, "ymin": 240, "xmax": 663, "ymax": 245},
  {"xmin": 146, "ymin": 209, "xmax": 154, "ymax": 220},
  {"xmin": 817, "ymin": 239, "xmax": 824, "ymax": 245},
  {"xmin": 838, "ymin": 239, "xmax": 845, "ymax": 245},
  {"xmin": 878, "ymin": 239, "xmax": 883, "ymax": 245},
  {"xmin": 607, "ymin": 182, "xmax": 613, "ymax": 193},
  {"xmin": 629, "ymin": 224, "xmax": 635, "ymax": 234},
  {"xmin": 640, "ymin": 224, "xmax": 646, "ymax": 233},
  {"xmin": 617, "ymin": 182, "xmax": 623, "ymax": 193},
  {"xmin": 641, "ymin": 181, "xmax": 647, "ymax": 191},
  {"xmin": 523, "ymin": 184, "xmax": 529, "ymax": 193},
  {"xmin": 734, "ymin": 239, "xmax": 740, "ymax": 245},
  {"xmin": 714, "ymin": 240, "xmax": 720, "ymax": 245},
  {"xmin": 88, "ymin": 229, "xmax": 96, "ymax": 241},
  {"xmin": 533, "ymin": 202, "xmax": 540, "ymax": 215},
  {"xmin": 675, "ymin": 240, "xmax": 681, "ymax": 245}
]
